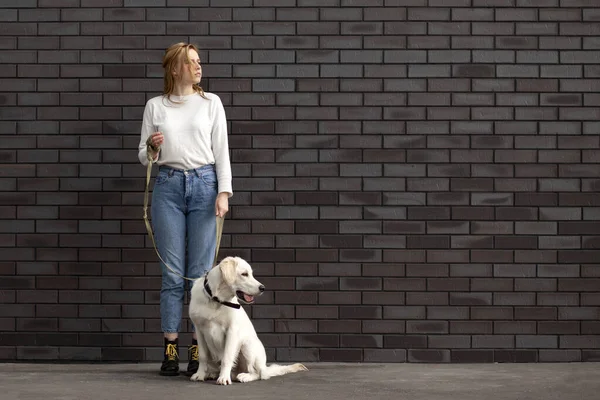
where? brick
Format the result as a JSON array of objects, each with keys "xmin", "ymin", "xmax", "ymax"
[
  {"xmin": 542, "ymin": 293, "xmax": 578, "ymax": 310},
  {"xmin": 341, "ymin": 22, "xmax": 383, "ymax": 36},
  {"xmin": 19, "ymin": 9, "xmax": 61, "ymax": 22},
  {"xmin": 539, "ymin": 350, "xmax": 581, "ymax": 362},
  {"xmin": 494, "ymin": 350, "xmax": 538, "ymax": 363},
  {"xmin": 0, "ymin": 23, "xmax": 37, "ymax": 36},
  {"xmin": 472, "ymin": 22, "xmax": 514, "ymax": 36},
  {"xmin": 496, "ymin": 36, "xmax": 535, "ymax": 50},
  {"xmin": 363, "ymin": 348, "xmax": 406, "ymax": 362},
  {"xmin": 515, "ymin": 21, "xmax": 558, "ymax": 35},
  {"xmin": 472, "ymin": 335, "xmax": 515, "ymax": 349},
  {"xmin": 0, "ymin": 37, "xmax": 17, "ymax": 50},
  {"xmin": 358, "ymin": 6, "xmax": 405, "ymax": 21},
  {"xmin": 427, "ymin": 334, "xmax": 471, "ymax": 349},
  {"xmin": 495, "ymin": 321, "xmax": 536, "ymax": 334},
  {"xmin": 407, "ymin": 349, "xmax": 450, "ymax": 363},
  {"xmin": 0, "ymin": 10, "xmax": 17, "ymax": 23},
  {"xmin": 253, "ymin": 22, "xmax": 295, "ymax": 36},
  {"xmin": 518, "ymin": 105, "xmax": 558, "ymax": 121},
  {"xmin": 339, "ymin": 334, "xmax": 383, "ymax": 349},
  {"xmin": 39, "ymin": 0, "xmax": 80, "ymax": 5},
  {"xmin": 320, "ymin": 36, "xmax": 362, "ymax": 49},
  {"xmin": 424, "ymin": 0, "xmax": 464, "ymax": 4},
  {"xmin": 295, "ymin": 22, "xmax": 338, "ymax": 36},
  {"xmin": 125, "ymin": 0, "xmax": 165, "ymax": 5},
  {"xmin": 539, "ymin": 321, "xmax": 579, "ymax": 334},
  {"xmin": 1, "ymin": 0, "xmax": 36, "ymax": 6},
  {"xmin": 472, "ymin": 50, "xmax": 515, "ymax": 64},
  {"xmin": 561, "ymin": 336, "xmax": 600, "ymax": 349}
]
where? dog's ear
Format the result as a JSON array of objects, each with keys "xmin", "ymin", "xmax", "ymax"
[{"xmin": 219, "ymin": 257, "xmax": 237, "ymax": 286}]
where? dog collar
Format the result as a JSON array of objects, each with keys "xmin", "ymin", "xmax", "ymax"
[{"xmin": 203, "ymin": 276, "xmax": 241, "ymax": 309}]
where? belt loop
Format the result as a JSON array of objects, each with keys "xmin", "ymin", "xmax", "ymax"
[
  {"xmin": 194, "ymin": 168, "xmax": 201, "ymax": 178},
  {"xmin": 168, "ymin": 168, "xmax": 174, "ymax": 177}
]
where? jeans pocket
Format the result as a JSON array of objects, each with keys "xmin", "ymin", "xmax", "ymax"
[
  {"xmin": 200, "ymin": 170, "xmax": 217, "ymax": 188},
  {"xmin": 155, "ymin": 171, "xmax": 169, "ymax": 185}
]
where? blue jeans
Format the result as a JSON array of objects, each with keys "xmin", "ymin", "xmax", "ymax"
[{"xmin": 151, "ymin": 164, "xmax": 218, "ymax": 334}]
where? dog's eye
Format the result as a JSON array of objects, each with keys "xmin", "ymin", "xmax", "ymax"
[{"xmin": 241, "ymin": 272, "xmax": 249, "ymax": 277}]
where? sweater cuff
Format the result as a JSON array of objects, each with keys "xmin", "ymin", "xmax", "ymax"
[{"xmin": 218, "ymin": 181, "xmax": 233, "ymax": 198}]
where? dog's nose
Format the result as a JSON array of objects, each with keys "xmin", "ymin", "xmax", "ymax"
[{"xmin": 259, "ymin": 285, "xmax": 265, "ymax": 292}]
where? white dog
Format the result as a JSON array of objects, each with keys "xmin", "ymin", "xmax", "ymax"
[{"xmin": 188, "ymin": 256, "xmax": 308, "ymax": 385}]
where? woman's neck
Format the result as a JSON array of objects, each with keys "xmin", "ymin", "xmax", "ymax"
[{"xmin": 171, "ymin": 82, "xmax": 195, "ymax": 97}]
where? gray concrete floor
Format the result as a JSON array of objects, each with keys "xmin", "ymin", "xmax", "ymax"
[{"xmin": 0, "ymin": 362, "xmax": 597, "ymax": 400}]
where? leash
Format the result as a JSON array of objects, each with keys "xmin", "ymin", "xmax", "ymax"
[{"xmin": 143, "ymin": 157, "xmax": 224, "ymax": 282}]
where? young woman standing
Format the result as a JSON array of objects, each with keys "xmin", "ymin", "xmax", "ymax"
[{"xmin": 138, "ymin": 42, "xmax": 233, "ymax": 376}]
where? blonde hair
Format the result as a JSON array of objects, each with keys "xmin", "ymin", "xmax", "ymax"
[{"xmin": 162, "ymin": 42, "xmax": 208, "ymax": 101}]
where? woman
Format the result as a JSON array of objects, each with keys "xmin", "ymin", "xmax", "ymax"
[{"xmin": 138, "ymin": 42, "xmax": 233, "ymax": 376}]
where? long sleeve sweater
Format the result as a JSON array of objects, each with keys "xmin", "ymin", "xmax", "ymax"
[{"xmin": 138, "ymin": 92, "xmax": 233, "ymax": 197}]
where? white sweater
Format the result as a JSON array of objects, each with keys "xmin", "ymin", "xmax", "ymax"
[{"xmin": 138, "ymin": 92, "xmax": 233, "ymax": 196}]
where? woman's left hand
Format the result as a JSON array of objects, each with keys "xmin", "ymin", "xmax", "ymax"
[{"xmin": 215, "ymin": 193, "xmax": 229, "ymax": 218}]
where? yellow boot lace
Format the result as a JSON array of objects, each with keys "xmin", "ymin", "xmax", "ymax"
[
  {"xmin": 189, "ymin": 345, "xmax": 199, "ymax": 361},
  {"xmin": 165, "ymin": 343, "xmax": 178, "ymax": 361}
]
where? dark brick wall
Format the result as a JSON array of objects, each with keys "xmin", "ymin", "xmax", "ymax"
[{"xmin": 1, "ymin": 0, "xmax": 599, "ymax": 363}]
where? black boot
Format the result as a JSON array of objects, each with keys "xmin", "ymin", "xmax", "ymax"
[
  {"xmin": 186, "ymin": 339, "xmax": 199, "ymax": 376},
  {"xmin": 160, "ymin": 338, "xmax": 180, "ymax": 376}
]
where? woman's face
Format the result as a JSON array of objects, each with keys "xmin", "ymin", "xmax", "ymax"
[{"xmin": 175, "ymin": 48, "xmax": 202, "ymax": 86}]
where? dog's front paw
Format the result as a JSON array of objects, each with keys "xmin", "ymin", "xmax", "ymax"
[
  {"xmin": 216, "ymin": 375, "xmax": 232, "ymax": 385},
  {"xmin": 190, "ymin": 372, "xmax": 205, "ymax": 382},
  {"xmin": 190, "ymin": 363, "xmax": 208, "ymax": 382}
]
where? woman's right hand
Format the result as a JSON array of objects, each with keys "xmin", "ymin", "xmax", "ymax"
[
  {"xmin": 148, "ymin": 131, "xmax": 164, "ymax": 150},
  {"xmin": 147, "ymin": 132, "xmax": 164, "ymax": 160}
]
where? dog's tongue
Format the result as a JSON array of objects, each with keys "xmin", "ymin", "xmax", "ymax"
[{"xmin": 244, "ymin": 294, "xmax": 254, "ymax": 303}]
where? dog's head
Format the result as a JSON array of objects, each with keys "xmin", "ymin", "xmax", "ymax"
[{"xmin": 218, "ymin": 256, "xmax": 265, "ymax": 305}]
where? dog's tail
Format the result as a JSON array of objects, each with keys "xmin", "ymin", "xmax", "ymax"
[{"xmin": 260, "ymin": 363, "xmax": 308, "ymax": 380}]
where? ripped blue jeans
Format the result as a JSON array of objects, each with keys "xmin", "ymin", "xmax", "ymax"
[{"xmin": 151, "ymin": 164, "xmax": 217, "ymax": 333}]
